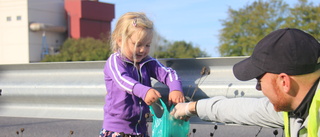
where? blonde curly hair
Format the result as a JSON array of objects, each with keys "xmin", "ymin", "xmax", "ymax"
[{"xmin": 111, "ymin": 12, "xmax": 154, "ymax": 58}]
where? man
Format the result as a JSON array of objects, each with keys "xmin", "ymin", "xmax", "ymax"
[{"xmin": 170, "ymin": 28, "xmax": 320, "ymax": 137}]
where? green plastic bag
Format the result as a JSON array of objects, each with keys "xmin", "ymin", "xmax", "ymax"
[{"xmin": 150, "ymin": 99, "xmax": 190, "ymax": 137}]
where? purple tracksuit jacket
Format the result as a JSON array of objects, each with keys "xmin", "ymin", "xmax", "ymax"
[{"xmin": 103, "ymin": 52, "xmax": 183, "ymax": 135}]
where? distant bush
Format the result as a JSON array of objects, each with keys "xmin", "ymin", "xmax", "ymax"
[
  {"xmin": 42, "ymin": 37, "xmax": 112, "ymax": 62},
  {"xmin": 154, "ymin": 41, "xmax": 209, "ymax": 58}
]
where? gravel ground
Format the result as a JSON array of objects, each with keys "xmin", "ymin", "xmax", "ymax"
[{"xmin": 0, "ymin": 116, "xmax": 283, "ymax": 137}]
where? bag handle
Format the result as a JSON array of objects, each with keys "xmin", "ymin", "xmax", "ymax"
[{"xmin": 150, "ymin": 98, "xmax": 169, "ymax": 118}]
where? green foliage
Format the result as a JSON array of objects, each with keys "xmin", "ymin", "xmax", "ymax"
[
  {"xmin": 42, "ymin": 37, "xmax": 111, "ymax": 62},
  {"xmin": 219, "ymin": 0, "xmax": 288, "ymax": 56},
  {"xmin": 282, "ymin": 0, "xmax": 320, "ymax": 40},
  {"xmin": 219, "ymin": 0, "xmax": 320, "ymax": 56},
  {"xmin": 42, "ymin": 35, "xmax": 207, "ymax": 62},
  {"xmin": 154, "ymin": 41, "xmax": 209, "ymax": 58}
]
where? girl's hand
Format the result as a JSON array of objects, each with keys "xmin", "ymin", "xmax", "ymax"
[
  {"xmin": 168, "ymin": 90, "xmax": 185, "ymax": 105},
  {"xmin": 144, "ymin": 88, "xmax": 161, "ymax": 105}
]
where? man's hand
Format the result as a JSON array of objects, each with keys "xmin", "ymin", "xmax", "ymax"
[
  {"xmin": 170, "ymin": 102, "xmax": 197, "ymax": 119},
  {"xmin": 144, "ymin": 88, "xmax": 161, "ymax": 105}
]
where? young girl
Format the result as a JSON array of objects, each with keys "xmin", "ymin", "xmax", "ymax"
[{"xmin": 100, "ymin": 12, "xmax": 185, "ymax": 137}]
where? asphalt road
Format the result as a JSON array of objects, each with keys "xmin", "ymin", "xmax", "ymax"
[{"xmin": 0, "ymin": 116, "xmax": 283, "ymax": 137}]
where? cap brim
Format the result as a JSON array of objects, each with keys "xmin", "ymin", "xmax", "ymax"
[{"xmin": 233, "ymin": 57, "xmax": 266, "ymax": 81}]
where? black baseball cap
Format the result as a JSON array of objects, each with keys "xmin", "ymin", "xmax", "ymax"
[{"xmin": 233, "ymin": 28, "xmax": 320, "ymax": 81}]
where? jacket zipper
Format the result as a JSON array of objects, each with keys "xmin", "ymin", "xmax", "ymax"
[
  {"xmin": 135, "ymin": 100, "xmax": 143, "ymax": 135},
  {"xmin": 124, "ymin": 59, "xmax": 153, "ymax": 135},
  {"xmin": 135, "ymin": 65, "xmax": 143, "ymax": 135}
]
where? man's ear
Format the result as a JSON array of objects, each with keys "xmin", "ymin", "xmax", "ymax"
[{"xmin": 278, "ymin": 73, "xmax": 291, "ymax": 93}]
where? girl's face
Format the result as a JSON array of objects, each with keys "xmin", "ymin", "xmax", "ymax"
[{"xmin": 119, "ymin": 28, "xmax": 153, "ymax": 63}]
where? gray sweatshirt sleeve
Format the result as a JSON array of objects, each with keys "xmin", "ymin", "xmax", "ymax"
[{"xmin": 196, "ymin": 96, "xmax": 284, "ymax": 128}]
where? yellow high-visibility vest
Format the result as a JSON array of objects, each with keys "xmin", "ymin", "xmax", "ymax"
[{"xmin": 284, "ymin": 89, "xmax": 320, "ymax": 137}]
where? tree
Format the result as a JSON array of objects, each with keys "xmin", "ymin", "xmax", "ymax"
[
  {"xmin": 219, "ymin": 0, "xmax": 289, "ymax": 56},
  {"xmin": 42, "ymin": 37, "xmax": 111, "ymax": 62},
  {"xmin": 42, "ymin": 36, "xmax": 207, "ymax": 62},
  {"xmin": 218, "ymin": 0, "xmax": 320, "ymax": 57},
  {"xmin": 154, "ymin": 41, "xmax": 209, "ymax": 58},
  {"xmin": 282, "ymin": 0, "xmax": 320, "ymax": 40}
]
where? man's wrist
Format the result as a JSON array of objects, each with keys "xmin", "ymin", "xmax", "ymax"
[{"xmin": 189, "ymin": 101, "xmax": 197, "ymax": 115}]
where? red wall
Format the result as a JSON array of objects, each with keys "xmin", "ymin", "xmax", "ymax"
[{"xmin": 64, "ymin": 0, "xmax": 115, "ymax": 39}]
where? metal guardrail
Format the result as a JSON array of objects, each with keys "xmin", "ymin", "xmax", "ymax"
[{"xmin": 0, "ymin": 57, "xmax": 265, "ymax": 120}]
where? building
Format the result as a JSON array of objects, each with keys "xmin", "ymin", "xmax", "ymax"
[{"xmin": 0, "ymin": 0, "xmax": 114, "ymax": 64}]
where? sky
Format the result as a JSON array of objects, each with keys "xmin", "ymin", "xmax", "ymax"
[{"xmin": 100, "ymin": 0, "xmax": 319, "ymax": 57}]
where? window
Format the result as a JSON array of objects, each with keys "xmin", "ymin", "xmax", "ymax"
[
  {"xmin": 6, "ymin": 16, "xmax": 11, "ymax": 21},
  {"xmin": 16, "ymin": 16, "xmax": 21, "ymax": 21}
]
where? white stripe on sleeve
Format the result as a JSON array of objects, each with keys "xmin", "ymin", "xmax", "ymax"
[
  {"xmin": 156, "ymin": 60, "xmax": 174, "ymax": 82},
  {"xmin": 109, "ymin": 54, "xmax": 134, "ymax": 92}
]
